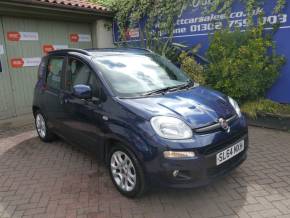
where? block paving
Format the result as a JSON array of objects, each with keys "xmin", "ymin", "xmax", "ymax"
[{"xmin": 0, "ymin": 126, "xmax": 290, "ymax": 218}]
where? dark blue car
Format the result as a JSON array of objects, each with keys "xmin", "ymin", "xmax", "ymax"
[{"xmin": 33, "ymin": 48, "xmax": 248, "ymax": 198}]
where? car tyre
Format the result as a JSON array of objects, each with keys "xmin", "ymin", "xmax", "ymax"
[
  {"xmin": 109, "ymin": 146, "xmax": 147, "ymax": 198},
  {"xmin": 34, "ymin": 111, "xmax": 56, "ymax": 142}
]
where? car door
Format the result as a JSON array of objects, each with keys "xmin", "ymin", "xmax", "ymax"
[
  {"xmin": 61, "ymin": 56, "xmax": 105, "ymax": 153},
  {"xmin": 40, "ymin": 55, "xmax": 67, "ymax": 134}
]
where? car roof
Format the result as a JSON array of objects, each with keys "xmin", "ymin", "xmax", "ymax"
[{"xmin": 48, "ymin": 48, "xmax": 153, "ymax": 57}]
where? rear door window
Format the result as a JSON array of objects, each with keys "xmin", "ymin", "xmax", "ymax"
[{"xmin": 46, "ymin": 57, "xmax": 64, "ymax": 90}]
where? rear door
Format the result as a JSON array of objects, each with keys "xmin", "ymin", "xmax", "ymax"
[{"xmin": 40, "ymin": 55, "xmax": 66, "ymax": 133}]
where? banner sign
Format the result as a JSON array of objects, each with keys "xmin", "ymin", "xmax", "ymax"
[
  {"xmin": 113, "ymin": 1, "xmax": 290, "ymax": 103},
  {"xmin": 0, "ymin": 45, "xmax": 4, "ymax": 55},
  {"xmin": 7, "ymin": 32, "xmax": 39, "ymax": 41},
  {"xmin": 70, "ymin": 34, "xmax": 91, "ymax": 43},
  {"xmin": 43, "ymin": 44, "xmax": 68, "ymax": 53},
  {"xmin": 126, "ymin": 28, "xmax": 140, "ymax": 39},
  {"xmin": 11, "ymin": 57, "xmax": 41, "ymax": 68},
  {"xmin": 172, "ymin": 7, "xmax": 289, "ymax": 39}
]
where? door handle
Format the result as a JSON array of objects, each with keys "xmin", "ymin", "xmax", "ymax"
[{"xmin": 59, "ymin": 93, "xmax": 68, "ymax": 104}]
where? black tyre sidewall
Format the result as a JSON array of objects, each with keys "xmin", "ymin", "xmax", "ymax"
[
  {"xmin": 109, "ymin": 146, "xmax": 146, "ymax": 198},
  {"xmin": 34, "ymin": 111, "xmax": 54, "ymax": 142}
]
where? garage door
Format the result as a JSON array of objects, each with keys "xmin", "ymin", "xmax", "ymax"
[
  {"xmin": 1, "ymin": 16, "xmax": 93, "ymax": 118},
  {"xmin": 0, "ymin": 17, "xmax": 15, "ymax": 120}
]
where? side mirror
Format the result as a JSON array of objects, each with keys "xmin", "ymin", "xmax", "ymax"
[{"xmin": 73, "ymin": 84, "xmax": 92, "ymax": 99}]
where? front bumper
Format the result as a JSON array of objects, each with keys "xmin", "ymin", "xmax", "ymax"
[{"xmin": 147, "ymin": 133, "xmax": 248, "ymax": 188}]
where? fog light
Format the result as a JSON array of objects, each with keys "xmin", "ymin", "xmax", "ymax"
[
  {"xmin": 173, "ymin": 170, "xmax": 179, "ymax": 177},
  {"xmin": 163, "ymin": 151, "xmax": 195, "ymax": 159}
]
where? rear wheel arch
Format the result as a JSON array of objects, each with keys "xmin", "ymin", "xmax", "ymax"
[{"xmin": 32, "ymin": 106, "xmax": 40, "ymax": 117}]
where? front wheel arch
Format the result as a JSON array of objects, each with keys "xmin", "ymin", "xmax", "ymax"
[{"xmin": 104, "ymin": 137, "xmax": 143, "ymax": 166}]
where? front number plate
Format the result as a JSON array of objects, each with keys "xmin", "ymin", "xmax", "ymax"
[{"xmin": 216, "ymin": 140, "xmax": 244, "ymax": 166}]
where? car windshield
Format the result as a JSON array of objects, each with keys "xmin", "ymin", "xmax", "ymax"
[{"xmin": 93, "ymin": 53, "xmax": 190, "ymax": 97}]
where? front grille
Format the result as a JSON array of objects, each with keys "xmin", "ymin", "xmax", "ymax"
[
  {"xmin": 194, "ymin": 115, "xmax": 237, "ymax": 134},
  {"xmin": 198, "ymin": 131, "xmax": 248, "ymax": 155}
]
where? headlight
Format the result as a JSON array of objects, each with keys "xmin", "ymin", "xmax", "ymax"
[
  {"xmin": 150, "ymin": 116, "xmax": 193, "ymax": 140},
  {"xmin": 228, "ymin": 96, "xmax": 242, "ymax": 117}
]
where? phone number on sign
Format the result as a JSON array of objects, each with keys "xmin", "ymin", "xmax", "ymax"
[
  {"xmin": 189, "ymin": 14, "xmax": 288, "ymax": 33},
  {"xmin": 229, "ymin": 14, "xmax": 288, "ymax": 28}
]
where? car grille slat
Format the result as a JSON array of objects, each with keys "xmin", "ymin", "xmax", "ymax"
[
  {"xmin": 198, "ymin": 131, "xmax": 248, "ymax": 155},
  {"xmin": 194, "ymin": 114, "xmax": 237, "ymax": 133}
]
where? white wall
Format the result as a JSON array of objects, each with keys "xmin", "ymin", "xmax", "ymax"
[{"xmin": 92, "ymin": 19, "xmax": 114, "ymax": 48}]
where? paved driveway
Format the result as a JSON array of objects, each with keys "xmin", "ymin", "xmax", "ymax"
[{"xmin": 0, "ymin": 126, "xmax": 290, "ymax": 218}]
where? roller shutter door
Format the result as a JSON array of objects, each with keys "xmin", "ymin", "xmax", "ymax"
[
  {"xmin": 0, "ymin": 16, "xmax": 93, "ymax": 119},
  {"xmin": 0, "ymin": 17, "xmax": 15, "ymax": 120}
]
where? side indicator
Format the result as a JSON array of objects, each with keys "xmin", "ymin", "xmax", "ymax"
[{"xmin": 102, "ymin": 116, "xmax": 109, "ymax": 121}]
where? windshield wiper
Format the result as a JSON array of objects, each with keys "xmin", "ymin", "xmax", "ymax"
[
  {"xmin": 169, "ymin": 79, "xmax": 195, "ymax": 91},
  {"xmin": 142, "ymin": 80, "xmax": 195, "ymax": 96},
  {"xmin": 142, "ymin": 87, "xmax": 175, "ymax": 96}
]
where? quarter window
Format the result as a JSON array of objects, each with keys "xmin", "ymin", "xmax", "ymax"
[{"xmin": 46, "ymin": 57, "xmax": 64, "ymax": 90}]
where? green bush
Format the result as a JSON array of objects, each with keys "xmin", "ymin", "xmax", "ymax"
[
  {"xmin": 241, "ymin": 99, "xmax": 290, "ymax": 119},
  {"xmin": 179, "ymin": 51, "xmax": 206, "ymax": 85},
  {"xmin": 206, "ymin": 27, "xmax": 285, "ymax": 103}
]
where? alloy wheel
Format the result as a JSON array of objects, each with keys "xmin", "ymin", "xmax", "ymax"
[
  {"xmin": 36, "ymin": 113, "xmax": 46, "ymax": 138},
  {"xmin": 110, "ymin": 151, "xmax": 137, "ymax": 192}
]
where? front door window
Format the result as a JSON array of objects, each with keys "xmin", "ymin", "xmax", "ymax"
[{"xmin": 66, "ymin": 58, "xmax": 90, "ymax": 91}]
